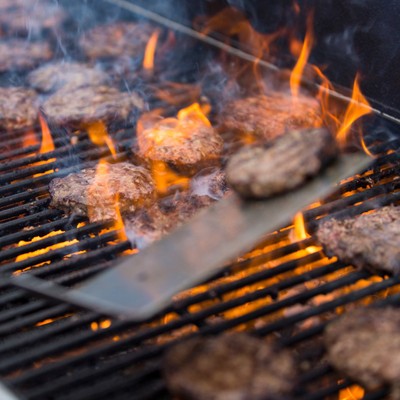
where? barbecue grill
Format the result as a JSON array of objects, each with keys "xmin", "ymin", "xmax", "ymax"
[{"xmin": 1, "ymin": 1, "xmax": 400, "ymax": 399}]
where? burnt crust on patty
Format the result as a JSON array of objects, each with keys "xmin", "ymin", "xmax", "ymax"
[
  {"xmin": 0, "ymin": 39, "xmax": 53, "ymax": 72},
  {"xmin": 317, "ymin": 205, "xmax": 400, "ymax": 275},
  {"xmin": 49, "ymin": 162, "xmax": 155, "ymax": 222},
  {"xmin": 79, "ymin": 22, "xmax": 153, "ymax": 60},
  {"xmin": 42, "ymin": 85, "xmax": 144, "ymax": 127},
  {"xmin": 28, "ymin": 62, "xmax": 110, "ymax": 93},
  {"xmin": 219, "ymin": 93, "xmax": 322, "ymax": 142},
  {"xmin": 324, "ymin": 307, "xmax": 400, "ymax": 398},
  {"xmin": 0, "ymin": 87, "xmax": 38, "ymax": 131},
  {"xmin": 124, "ymin": 193, "xmax": 214, "ymax": 248},
  {"xmin": 163, "ymin": 332, "xmax": 297, "ymax": 400},
  {"xmin": 226, "ymin": 128, "xmax": 337, "ymax": 198}
]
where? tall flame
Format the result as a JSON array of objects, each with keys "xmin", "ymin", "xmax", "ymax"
[
  {"xmin": 143, "ymin": 29, "xmax": 160, "ymax": 71},
  {"xmin": 38, "ymin": 113, "xmax": 55, "ymax": 154},
  {"xmin": 88, "ymin": 160, "xmax": 127, "ymax": 242},
  {"xmin": 86, "ymin": 121, "xmax": 116, "ymax": 157},
  {"xmin": 290, "ymin": 13, "xmax": 314, "ymax": 98},
  {"xmin": 336, "ymin": 74, "xmax": 372, "ymax": 146}
]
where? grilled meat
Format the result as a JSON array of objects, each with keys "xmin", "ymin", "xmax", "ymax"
[
  {"xmin": 42, "ymin": 85, "xmax": 144, "ymax": 128},
  {"xmin": 219, "ymin": 93, "xmax": 322, "ymax": 143},
  {"xmin": 0, "ymin": 0, "xmax": 67, "ymax": 37},
  {"xmin": 190, "ymin": 168, "xmax": 230, "ymax": 200},
  {"xmin": 79, "ymin": 22, "xmax": 153, "ymax": 60},
  {"xmin": 317, "ymin": 205, "xmax": 400, "ymax": 275},
  {"xmin": 226, "ymin": 128, "xmax": 337, "ymax": 198},
  {"xmin": 125, "ymin": 193, "xmax": 214, "ymax": 248},
  {"xmin": 0, "ymin": 87, "xmax": 38, "ymax": 131},
  {"xmin": 0, "ymin": 39, "xmax": 53, "ymax": 72},
  {"xmin": 28, "ymin": 62, "xmax": 110, "ymax": 93},
  {"xmin": 49, "ymin": 162, "xmax": 155, "ymax": 222},
  {"xmin": 164, "ymin": 333, "xmax": 296, "ymax": 400},
  {"xmin": 325, "ymin": 307, "xmax": 400, "ymax": 398},
  {"xmin": 137, "ymin": 114, "xmax": 223, "ymax": 173}
]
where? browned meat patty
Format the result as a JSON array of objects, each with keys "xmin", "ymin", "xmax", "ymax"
[
  {"xmin": 317, "ymin": 206, "xmax": 400, "ymax": 275},
  {"xmin": 79, "ymin": 22, "xmax": 153, "ymax": 60},
  {"xmin": 226, "ymin": 128, "xmax": 337, "ymax": 198},
  {"xmin": 137, "ymin": 111, "xmax": 223, "ymax": 173},
  {"xmin": 190, "ymin": 168, "xmax": 230, "ymax": 200},
  {"xmin": 125, "ymin": 193, "xmax": 214, "ymax": 248},
  {"xmin": 49, "ymin": 162, "xmax": 155, "ymax": 222},
  {"xmin": 0, "ymin": 0, "xmax": 67, "ymax": 37},
  {"xmin": 219, "ymin": 93, "xmax": 321, "ymax": 143},
  {"xmin": 28, "ymin": 62, "xmax": 110, "ymax": 93},
  {"xmin": 325, "ymin": 307, "xmax": 400, "ymax": 398},
  {"xmin": 164, "ymin": 333, "xmax": 297, "ymax": 400},
  {"xmin": 42, "ymin": 85, "xmax": 144, "ymax": 127},
  {"xmin": 0, "ymin": 87, "xmax": 38, "ymax": 131},
  {"xmin": 0, "ymin": 40, "xmax": 53, "ymax": 72}
]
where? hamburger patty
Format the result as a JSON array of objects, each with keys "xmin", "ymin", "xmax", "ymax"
[
  {"xmin": 226, "ymin": 128, "xmax": 337, "ymax": 198},
  {"xmin": 317, "ymin": 205, "xmax": 400, "ymax": 275},
  {"xmin": 324, "ymin": 307, "xmax": 400, "ymax": 398},
  {"xmin": 137, "ymin": 108, "xmax": 223, "ymax": 172},
  {"xmin": 163, "ymin": 333, "xmax": 297, "ymax": 400},
  {"xmin": 219, "ymin": 93, "xmax": 322, "ymax": 142},
  {"xmin": 0, "ymin": 39, "xmax": 53, "ymax": 72},
  {"xmin": 28, "ymin": 62, "xmax": 110, "ymax": 93},
  {"xmin": 0, "ymin": 87, "xmax": 38, "ymax": 131},
  {"xmin": 124, "ymin": 193, "xmax": 214, "ymax": 248},
  {"xmin": 49, "ymin": 162, "xmax": 155, "ymax": 222},
  {"xmin": 0, "ymin": 0, "xmax": 67, "ymax": 37},
  {"xmin": 42, "ymin": 85, "xmax": 144, "ymax": 127},
  {"xmin": 79, "ymin": 22, "xmax": 153, "ymax": 60}
]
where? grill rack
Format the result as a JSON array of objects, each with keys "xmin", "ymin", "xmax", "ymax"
[
  {"xmin": 0, "ymin": 1, "xmax": 399, "ymax": 398},
  {"xmin": 0, "ymin": 120, "xmax": 399, "ymax": 400}
]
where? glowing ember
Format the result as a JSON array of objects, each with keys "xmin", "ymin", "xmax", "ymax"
[
  {"xmin": 336, "ymin": 74, "xmax": 372, "ymax": 147},
  {"xmin": 86, "ymin": 121, "xmax": 117, "ymax": 157},
  {"xmin": 91, "ymin": 319, "xmax": 112, "ymax": 331},
  {"xmin": 290, "ymin": 14, "xmax": 314, "ymax": 98},
  {"xmin": 87, "ymin": 160, "xmax": 128, "ymax": 242},
  {"xmin": 143, "ymin": 29, "xmax": 160, "ymax": 71},
  {"xmin": 15, "ymin": 230, "xmax": 79, "ymax": 266},
  {"xmin": 338, "ymin": 384, "xmax": 364, "ymax": 400}
]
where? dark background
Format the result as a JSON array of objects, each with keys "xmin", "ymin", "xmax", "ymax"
[{"xmin": 129, "ymin": 0, "xmax": 400, "ymax": 118}]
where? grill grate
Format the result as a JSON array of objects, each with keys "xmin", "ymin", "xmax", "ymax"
[
  {"xmin": 0, "ymin": 125, "xmax": 400, "ymax": 400},
  {"xmin": 0, "ymin": 2, "xmax": 399, "ymax": 399}
]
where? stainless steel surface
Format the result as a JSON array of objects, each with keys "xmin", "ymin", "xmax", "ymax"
[
  {"xmin": 12, "ymin": 153, "xmax": 371, "ymax": 320},
  {"xmin": 0, "ymin": 383, "xmax": 23, "ymax": 400}
]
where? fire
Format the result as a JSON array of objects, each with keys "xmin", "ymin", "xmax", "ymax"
[
  {"xmin": 38, "ymin": 113, "xmax": 55, "ymax": 154},
  {"xmin": 290, "ymin": 14, "xmax": 314, "ymax": 98},
  {"xmin": 139, "ymin": 103, "xmax": 210, "ymax": 195},
  {"xmin": 86, "ymin": 121, "xmax": 117, "ymax": 157},
  {"xmin": 143, "ymin": 29, "xmax": 160, "ymax": 71},
  {"xmin": 336, "ymin": 74, "xmax": 372, "ymax": 146},
  {"xmin": 91, "ymin": 319, "xmax": 112, "ymax": 331},
  {"xmin": 338, "ymin": 384, "xmax": 364, "ymax": 400},
  {"xmin": 88, "ymin": 160, "xmax": 127, "ymax": 241},
  {"xmin": 292, "ymin": 212, "xmax": 319, "ymax": 253}
]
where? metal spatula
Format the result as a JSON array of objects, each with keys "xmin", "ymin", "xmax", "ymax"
[{"xmin": 12, "ymin": 153, "xmax": 371, "ymax": 320}]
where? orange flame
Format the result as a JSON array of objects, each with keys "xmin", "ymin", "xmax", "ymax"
[
  {"xmin": 290, "ymin": 14, "xmax": 314, "ymax": 98},
  {"xmin": 177, "ymin": 102, "xmax": 211, "ymax": 126},
  {"xmin": 292, "ymin": 212, "xmax": 319, "ymax": 254},
  {"xmin": 38, "ymin": 113, "xmax": 55, "ymax": 154},
  {"xmin": 86, "ymin": 121, "xmax": 117, "ymax": 157},
  {"xmin": 143, "ymin": 29, "xmax": 160, "ymax": 71},
  {"xmin": 336, "ymin": 74, "xmax": 372, "ymax": 146},
  {"xmin": 88, "ymin": 160, "xmax": 127, "ymax": 241}
]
